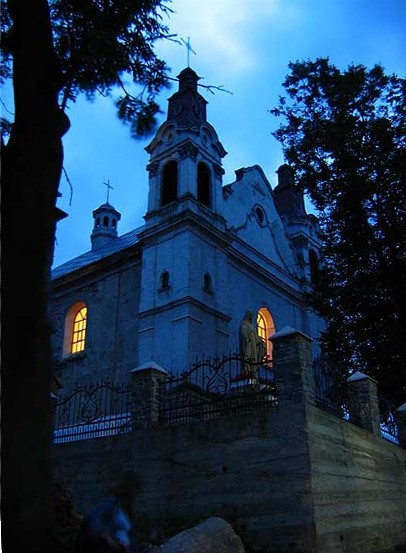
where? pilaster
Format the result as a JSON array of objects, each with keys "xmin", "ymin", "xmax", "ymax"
[
  {"xmin": 347, "ymin": 372, "xmax": 381, "ymax": 436},
  {"xmin": 270, "ymin": 326, "xmax": 315, "ymax": 406},
  {"xmin": 130, "ymin": 363, "xmax": 169, "ymax": 428}
]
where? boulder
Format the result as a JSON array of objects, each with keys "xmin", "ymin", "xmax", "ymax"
[{"xmin": 157, "ymin": 516, "xmax": 245, "ymax": 553}]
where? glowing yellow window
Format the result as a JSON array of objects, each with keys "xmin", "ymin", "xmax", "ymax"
[
  {"xmin": 71, "ymin": 307, "xmax": 87, "ymax": 353},
  {"xmin": 257, "ymin": 311, "xmax": 267, "ymax": 345},
  {"xmin": 257, "ymin": 308, "xmax": 275, "ymax": 361}
]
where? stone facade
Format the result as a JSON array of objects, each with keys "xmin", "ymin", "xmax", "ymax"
[
  {"xmin": 51, "ymin": 67, "xmax": 323, "ymax": 387},
  {"xmin": 52, "ymin": 330, "xmax": 406, "ymax": 553}
]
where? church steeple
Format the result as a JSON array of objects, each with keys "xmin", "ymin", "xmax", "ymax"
[
  {"xmin": 138, "ymin": 67, "xmax": 230, "ymax": 373},
  {"xmin": 144, "ymin": 66, "xmax": 227, "ymax": 227},
  {"xmin": 167, "ymin": 67, "xmax": 207, "ymax": 127}
]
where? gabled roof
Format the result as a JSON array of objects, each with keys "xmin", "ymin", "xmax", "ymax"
[{"xmin": 51, "ymin": 226, "xmax": 144, "ymax": 280}]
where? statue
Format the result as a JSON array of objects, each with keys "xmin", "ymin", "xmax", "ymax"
[{"xmin": 239, "ymin": 310, "xmax": 266, "ymax": 378}]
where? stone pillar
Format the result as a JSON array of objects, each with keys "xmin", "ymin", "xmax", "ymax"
[
  {"xmin": 270, "ymin": 326, "xmax": 315, "ymax": 406},
  {"xmin": 346, "ymin": 371, "xmax": 381, "ymax": 436},
  {"xmin": 50, "ymin": 393, "xmax": 58, "ymax": 436},
  {"xmin": 50, "ymin": 373, "xmax": 62, "ymax": 436},
  {"xmin": 178, "ymin": 151, "xmax": 197, "ymax": 198},
  {"xmin": 395, "ymin": 403, "xmax": 406, "ymax": 447},
  {"xmin": 130, "ymin": 362, "xmax": 169, "ymax": 429}
]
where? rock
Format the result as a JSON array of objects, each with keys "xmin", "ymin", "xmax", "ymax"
[{"xmin": 156, "ymin": 517, "xmax": 245, "ymax": 553}]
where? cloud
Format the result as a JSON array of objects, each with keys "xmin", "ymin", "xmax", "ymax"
[{"xmin": 158, "ymin": 0, "xmax": 281, "ymax": 76}]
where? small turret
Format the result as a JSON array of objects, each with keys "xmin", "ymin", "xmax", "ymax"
[
  {"xmin": 273, "ymin": 164, "xmax": 320, "ymax": 285},
  {"xmin": 91, "ymin": 202, "xmax": 121, "ymax": 250},
  {"xmin": 274, "ymin": 164, "xmax": 306, "ymax": 218}
]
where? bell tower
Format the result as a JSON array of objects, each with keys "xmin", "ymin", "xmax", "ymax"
[
  {"xmin": 137, "ymin": 68, "xmax": 231, "ymax": 373},
  {"xmin": 144, "ymin": 67, "xmax": 227, "ymax": 229}
]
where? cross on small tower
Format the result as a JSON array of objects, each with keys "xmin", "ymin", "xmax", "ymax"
[
  {"xmin": 181, "ymin": 36, "xmax": 196, "ymax": 67},
  {"xmin": 103, "ymin": 179, "xmax": 113, "ymax": 203}
]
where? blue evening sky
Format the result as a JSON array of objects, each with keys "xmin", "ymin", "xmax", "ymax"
[{"xmin": 15, "ymin": 0, "xmax": 406, "ymax": 267}]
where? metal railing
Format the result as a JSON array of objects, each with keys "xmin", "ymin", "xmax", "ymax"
[
  {"xmin": 314, "ymin": 356, "xmax": 403, "ymax": 446},
  {"xmin": 159, "ymin": 353, "xmax": 277, "ymax": 426},
  {"xmin": 53, "ymin": 380, "xmax": 133, "ymax": 443},
  {"xmin": 379, "ymin": 398, "xmax": 402, "ymax": 446},
  {"xmin": 313, "ymin": 355, "xmax": 360, "ymax": 424}
]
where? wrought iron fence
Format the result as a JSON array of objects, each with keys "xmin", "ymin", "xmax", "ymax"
[
  {"xmin": 313, "ymin": 356, "xmax": 361, "ymax": 426},
  {"xmin": 379, "ymin": 398, "xmax": 402, "ymax": 446},
  {"xmin": 314, "ymin": 356, "xmax": 403, "ymax": 446},
  {"xmin": 53, "ymin": 380, "xmax": 133, "ymax": 443},
  {"xmin": 52, "ymin": 356, "xmax": 403, "ymax": 445},
  {"xmin": 159, "ymin": 353, "xmax": 277, "ymax": 426}
]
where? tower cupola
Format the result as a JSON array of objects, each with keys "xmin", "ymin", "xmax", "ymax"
[
  {"xmin": 178, "ymin": 67, "xmax": 199, "ymax": 92},
  {"xmin": 91, "ymin": 202, "xmax": 121, "ymax": 250},
  {"xmin": 167, "ymin": 67, "xmax": 207, "ymax": 127}
]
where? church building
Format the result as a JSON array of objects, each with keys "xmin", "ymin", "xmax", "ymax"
[{"xmin": 51, "ymin": 67, "xmax": 323, "ymax": 389}]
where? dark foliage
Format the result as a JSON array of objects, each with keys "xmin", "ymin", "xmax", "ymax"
[
  {"xmin": 271, "ymin": 58, "xmax": 406, "ymax": 404},
  {"xmin": 1, "ymin": 1, "xmax": 174, "ymax": 550},
  {"xmin": 1, "ymin": 0, "xmax": 174, "ymax": 138}
]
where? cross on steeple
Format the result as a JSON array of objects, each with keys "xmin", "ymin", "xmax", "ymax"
[
  {"xmin": 181, "ymin": 36, "xmax": 196, "ymax": 67},
  {"xmin": 103, "ymin": 179, "xmax": 113, "ymax": 203}
]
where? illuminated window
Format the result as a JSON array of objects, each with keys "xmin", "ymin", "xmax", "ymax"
[
  {"xmin": 257, "ymin": 307, "xmax": 275, "ymax": 360},
  {"xmin": 71, "ymin": 307, "xmax": 87, "ymax": 353},
  {"xmin": 63, "ymin": 302, "xmax": 88, "ymax": 356}
]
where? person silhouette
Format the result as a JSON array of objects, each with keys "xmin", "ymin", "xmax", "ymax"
[{"xmin": 75, "ymin": 471, "xmax": 140, "ymax": 553}]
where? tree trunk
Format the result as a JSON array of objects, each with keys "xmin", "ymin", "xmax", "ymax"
[{"xmin": 2, "ymin": 1, "xmax": 70, "ymax": 551}]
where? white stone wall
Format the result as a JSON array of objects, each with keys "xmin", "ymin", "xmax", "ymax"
[{"xmin": 223, "ymin": 166, "xmax": 298, "ymax": 275}]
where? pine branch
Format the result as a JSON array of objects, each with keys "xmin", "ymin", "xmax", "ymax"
[{"xmin": 167, "ymin": 75, "xmax": 233, "ymax": 95}]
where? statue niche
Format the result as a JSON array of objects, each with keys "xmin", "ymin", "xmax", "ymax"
[{"xmin": 239, "ymin": 310, "xmax": 267, "ymax": 378}]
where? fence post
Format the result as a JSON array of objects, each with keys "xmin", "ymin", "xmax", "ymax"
[
  {"xmin": 130, "ymin": 362, "xmax": 169, "ymax": 428},
  {"xmin": 395, "ymin": 403, "xmax": 406, "ymax": 447},
  {"xmin": 50, "ymin": 393, "xmax": 58, "ymax": 433},
  {"xmin": 270, "ymin": 326, "xmax": 315, "ymax": 406},
  {"xmin": 346, "ymin": 372, "xmax": 381, "ymax": 436}
]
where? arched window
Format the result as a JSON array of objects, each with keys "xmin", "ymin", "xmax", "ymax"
[
  {"xmin": 257, "ymin": 307, "xmax": 275, "ymax": 361},
  {"xmin": 103, "ymin": 216, "xmax": 109, "ymax": 227},
  {"xmin": 197, "ymin": 162, "xmax": 211, "ymax": 208},
  {"xmin": 160, "ymin": 270, "xmax": 170, "ymax": 289},
  {"xmin": 71, "ymin": 307, "xmax": 87, "ymax": 353},
  {"xmin": 203, "ymin": 273, "xmax": 213, "ymax": 292},
  {"xmin": 96, "ymin": 217, "xmax": 101, "ymax": 227},
  {"xmin": 255, "ymin": 206, "xmax": 265, "ymax": 225},
  {"xmin": 162, "ymin": 161, "xmax": 178, "ymax": 206},
  {"xmin": 64, "ymin": 302, "xmax": 88, "ymax": 356},
  {"xmin": 309, "ymin": 249, "xmax": 319, "ymax": 284}
]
